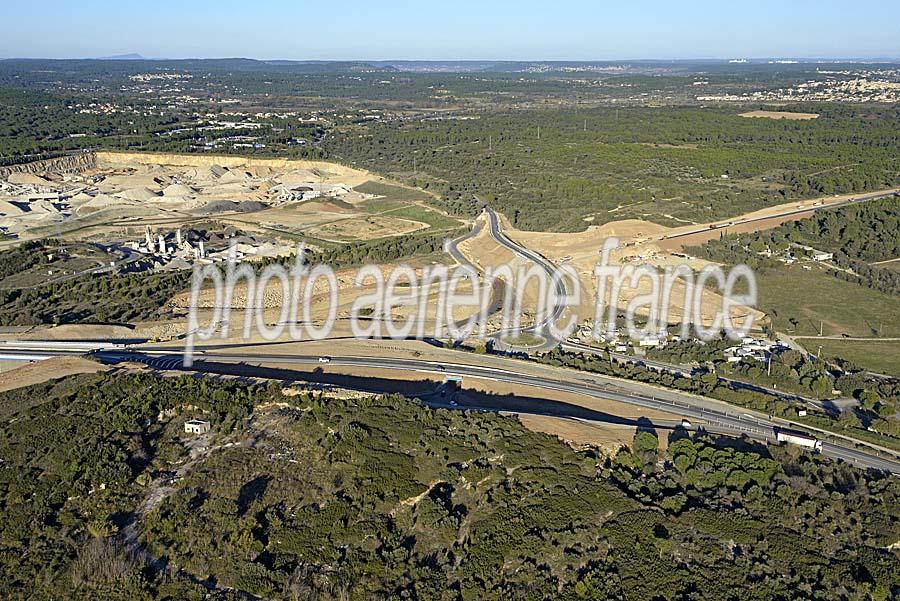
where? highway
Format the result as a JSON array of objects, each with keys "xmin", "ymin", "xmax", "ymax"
[
  {"xmin": 659, "ymin": 189, "xmax": 899, "ymax": 242},
  {"xmin": 111, "ymin": 348, "xmax": 900, "ymax": 474},
  {"xmin": 3, "ymin": 193, "xmax": 899, "ymax": 474},
  {"xmin": 475, "ymin": 205, "xmax": 866, "ymax": 410},
  {"xmin": 479, "ymin": 191, "xmax": 899, "ymax": 344},
  {"xmin": 3, "ymin": 339, "xmax": 897, "ymax": 474},
  {"xmin": 484, "ymin": 207, "xmax": 568, "ymax": 341},
  {"xmin": 478, "ymin": 191, "xmax": 898, "ymax": 349},
  {"xmin": 449, "ymin": 207, "xmax": 569, "ymax": 349},
  {"xmin": 561, "ymin": 339, "xmax": 831, "ymax": 411}
]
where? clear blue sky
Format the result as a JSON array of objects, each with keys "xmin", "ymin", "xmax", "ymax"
[{"xmin": 3, "ymin": 0, "xmax": 898, "ymax": 60}]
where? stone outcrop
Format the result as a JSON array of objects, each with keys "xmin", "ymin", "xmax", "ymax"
[{"xmin": 0, "ymin": 152, "xmax": 96, "ymax": 178}]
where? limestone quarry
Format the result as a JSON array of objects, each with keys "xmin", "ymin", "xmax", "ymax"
[{"xmin": 0, "ymin": 151, "xmax": 401, "ymax": 241}]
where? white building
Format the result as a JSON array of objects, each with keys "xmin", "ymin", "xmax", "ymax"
[{"xmin": 184, "ymin": 419, "xmax": 211, "ymax": 434}]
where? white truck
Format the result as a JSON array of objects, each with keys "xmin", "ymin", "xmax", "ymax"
[{"xmin": 775, "ymin": 428, "xmax": 823, "ymax": 452}]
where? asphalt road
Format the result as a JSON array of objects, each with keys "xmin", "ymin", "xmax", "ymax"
[
  {"xmin": 660, "ymin": 190, "xmax": 899, "ymax": 242},
  {"xmin": 87, "ymin": 346, "xmax": 900, "ymax": 475},
  {"xmin": 561, "ymin": 340, "xmax": 831, "ymax": 412},
  {"xmin": 444, "ymin": 218, "xmax": 481, "ymax": 270},
  {"xmin": 484, "ymin": 208, "xmax": 568, "ymax": 338},
  {"xmin": 3, "ymin": 339, "xmax": 899, "ymax": 474}
]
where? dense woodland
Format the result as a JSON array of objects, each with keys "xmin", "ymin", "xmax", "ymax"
[
  {"xmin": 693, "ymin": 197, "xmax": 900, "ymax": 263},
  {"xmin": 0, "ymin": 266, "xmax": 191, "ymax": 325},
  {"xmin": 0, "ymin": 89, "xmax": 324, "ymax": 163},
  {"xmin": 0, "ymin": 372, "xmax": 897, "ymax": 600},
  {"xmin": 325, "ymin": 106, "xmax": 900, "ymax": 230}
]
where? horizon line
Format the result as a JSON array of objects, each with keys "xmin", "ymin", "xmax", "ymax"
[{"xmin": 3, "ymin": 55, "xmax": 900, "ymax": 63}]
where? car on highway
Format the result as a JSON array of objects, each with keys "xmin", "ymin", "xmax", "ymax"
[{"xmin": 318, "ymin": 356, "xmax": 331, "ymax": 363}]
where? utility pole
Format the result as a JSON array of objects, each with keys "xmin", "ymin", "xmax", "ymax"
[
  {"xmin": 537, "ymin": 125, "xmax": 540, "ymax": 140},
  {"xmin": 583, "ymin": 118, "xmax": 587, "ymax": 132},
  {"xmin": 489, "ymin": 135, "xmax": 492, "ymax": 152},
  {"xmin": 413, "ymin": 156, "xmax": 416, "ymax": 175},
  {"xmin": 819, "ymin": 320, "xmax": 823, "ymax": 337}
]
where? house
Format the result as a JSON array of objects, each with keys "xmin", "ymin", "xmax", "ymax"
[
  {"xmin": 812, "ymin": 251, "xmax": 833, "ymax": 262},
  {"xmin": 184, "ymin": 419, "xmax": 211, "ymax": 434}
]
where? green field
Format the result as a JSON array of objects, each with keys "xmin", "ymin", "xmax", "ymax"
[
  {"xmin": 875, "ymin": 259, "xmax": 900, "ymax": 273},
  {"xmin": 379, "ymin": 203, "xmax": 461, "ymax": 230},
  {"xmin": 356, "ymin": 180, "xmax": 435, "ymax": 203},
  {"xmin": 357, "ymin": 181, "xmax": 462, "ymax": 231},
  {"xmin": 756, "ymin": 265, "xmax": 900, "ymax": 338},
  {"xmin": 813, "ymin": 339, "xmax": 900, "ymax": 375}
]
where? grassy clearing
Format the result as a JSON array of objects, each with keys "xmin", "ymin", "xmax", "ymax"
[
  {"xmin": 501, "ymin": 332, "xmax": 546, "ymax": 347},
  {"xmin": 756, "ymin": 265, "xmax": 900, "ymax": 338},
  {"xmin": 357, "ymin": 180, "xmax": 461, "ymax": 231},
  {"xmin": 356, "ymin": 180, "xmax": 434, "ymax": 204},
  {"xmin": 379, "ymin": 204, "xmax": 461, "ymax": 230},
  {"xmin": 310, "ymin": 214, "xmax": 429, "ymax": 242},
  {"xmin": 814, "ymin": 339, "xmax": 900, "ymax": 376},
  {"xmin": 873, "ymin": 259, "xmax": 900, "ymax": 273}
]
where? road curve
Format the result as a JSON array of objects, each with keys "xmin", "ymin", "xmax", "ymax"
[
  {"xmin": 482, "ymin": 208, "xmax": 568, "ymax": 346},
  {"xmin": 444, "ymin": 218, "xmax": 482, "ymax": 270}
]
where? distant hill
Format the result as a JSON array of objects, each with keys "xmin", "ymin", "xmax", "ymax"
[{"xmin": 96, "ymin": 53, "xmax": 145, "ymax": 60}]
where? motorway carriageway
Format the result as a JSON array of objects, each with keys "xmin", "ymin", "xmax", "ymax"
[
  {"xmin": 2, "ymin": 338, "xmax": 899, "ymax": 474},
  {"xmin": 660, "ymin": 190, "xmax": 899, "ymax": 242},
  {"xmin": 87, "ymin": 346, "xmax": 900, "ymax": 475}
]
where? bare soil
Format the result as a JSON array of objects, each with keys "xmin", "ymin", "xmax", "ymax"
[{"xmin": 739, "ymin": 110, "xmax": 819, "ymax": 120}]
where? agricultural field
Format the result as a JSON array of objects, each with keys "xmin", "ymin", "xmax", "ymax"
[
  {"xmin": 756, "ymin": 265, "xmax": 900, "ymax": 338},
  {"xmin": 814, "ymin": 339, "xmax": 900, "ymax": 375},
  {"xmin": 308, "ymin": 213, "xmax": 429, "ymax": 241},
  {"xmin": 739, "ymin": 110, "xmax": 820, "ymax": 120}
]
